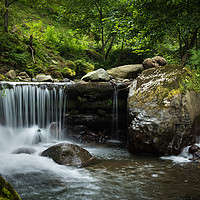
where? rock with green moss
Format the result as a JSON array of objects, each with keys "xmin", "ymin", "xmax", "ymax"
[
  {"xmin": 0, "ymin": 74, "xmax": 6, "ymax": 81},
  {"xmin": 0, "ymin": 175, "xmax": 21, "ymax": 200},
  {"xmin": 127, "ymin": 65, "xmax": 200, "ymax": 155}
]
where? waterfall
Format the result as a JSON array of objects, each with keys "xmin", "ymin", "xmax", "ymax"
[
  {"xmin": 0, "ymin": 83, "xmax": 67, "ymax": 149},
  {"xmin": 112, "ymin": 84, "xmax": 119, "ymax": 135}
]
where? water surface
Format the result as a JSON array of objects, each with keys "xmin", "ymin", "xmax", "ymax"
[{"xmin": 1, "ymin": 141, "xmax": 200, "ymax": 200}]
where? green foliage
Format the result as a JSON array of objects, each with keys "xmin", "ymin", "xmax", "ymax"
[
  {"xmin": 1, "ymin": 0, "xmax": 200, "ymax": 78},
  {"xmin": 189, "ymin": 48, "xmax": 200, "ymax": 69},
  {"xmin": 180, "ymin": 67, "xmax": 200, "ymax": 93},
  {"xmin": 0, "ymin": 86, "xmax": 7, "ymax": 98},
  {"xmin": 0, "ymin": 33, "xmax": 29, "ymax": 70},
  {"xmin": 0, "ymin": 176, "xmax": 21, "ymax": 200},
  {"xmin": 74, "ymin": 60, "xmax": 95, "ymax": 78},
  {"xmin": 107, "ymin": 48, "xmax": 144, "ymax": 68},
  {"xmin": 61, "ymin": 67, "xmax": 76, "ymax": 78}
]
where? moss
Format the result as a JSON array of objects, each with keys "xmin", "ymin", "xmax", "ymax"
[
  {"xmin": 0, "ymin": 176, "xmax": 21, "ymax": 200},
  {"xmin": 0, "ymin": 74, "xmax": 5, "ymax": 81},
  {"xmin": 66, "ymin": 61, "xmax": 77, "ymax": 71},
  {"xmin": 129, "ymin": 65, "xmax": 183, "ymax": 113},
  {"xmin": 166, "ymin": 88, "xmax": 180, "ymax": 99}
]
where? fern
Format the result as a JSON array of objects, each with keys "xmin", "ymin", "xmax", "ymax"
[{"xmin": 189, "ymin": 48, "xmax": 200, "ymax": 69}]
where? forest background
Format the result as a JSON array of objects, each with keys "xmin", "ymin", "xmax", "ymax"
[{"xmin": 0, "ymin": 0, "xmax": 200, "ymax": 89}]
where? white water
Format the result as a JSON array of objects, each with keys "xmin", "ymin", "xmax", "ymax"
[
  {"xmin": 111, "ymin": 84, "xmax": 119, "ymax": 134},
  {"xmin": 160, "ymin": 145, "xmax": 198, "ymax": 163},
  {"xmin": 1, "ymin": 83, "xmax": 200, "ymax": 199},
  {"xmin": 0, "ymin": 83, "xmax": 97, "ymax": 198},
  {"xmin": 0, "ymin": 83, "xmax": 67, "ymax": 145}
]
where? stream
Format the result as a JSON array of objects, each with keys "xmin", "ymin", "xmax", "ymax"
[
  {"xmin": 0, "ymin": 82, "xmax": 200, "ymax": 200},
  {"xmin": 1, "ymin": 135, "xmax": 200, "ymax": 200}
]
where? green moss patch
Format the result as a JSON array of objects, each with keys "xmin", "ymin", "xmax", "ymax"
[{"xmin": 0, "ymin": 176, "xmax": 21, "ymax": 200}]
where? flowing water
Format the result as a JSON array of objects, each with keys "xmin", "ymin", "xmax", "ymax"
[{"xmin": 0, "ymin": 83, "xmax": 200, "ymax": 200}]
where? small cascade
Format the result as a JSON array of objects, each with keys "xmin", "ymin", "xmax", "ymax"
[
  {"xmin": 0, "ymin": 83, "xmax": 67, "ymax": 149},
  {"xmin": 111, "ymin": 84, "xmax": 119, "ymax": 136}
]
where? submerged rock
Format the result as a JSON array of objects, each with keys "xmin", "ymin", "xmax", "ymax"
[
  {"xmin": 0, "ymin": 175, "xmax": 21, "ymax": 200},
  {"xmin": 12, "ymin": 147, "xmax": 35, "ymax": 154},
  {"xmin": 188, "ymin": 144, "xmax": 200, "ymax": 161},
  {"xmin": 41, "ymin": 143, "xmax": 98, "ymax": 167},
  {"xmin": 107, "ymin": 64, "xmax": 143, "ymax": 79},
  {"xmin": 127, "ymin": 65, "xmax": 200, "ymax": 155}
]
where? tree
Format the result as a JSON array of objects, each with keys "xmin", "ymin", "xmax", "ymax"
[
  {"xmin": 2, "ymin": 0, "xmax": 18, "ymax": 32},
  {"xmin": 132, "ymin": 0, "xmax": 200, "ymax": 65},
  {"xmin": 60, "ymin": 0, "xmax": 129, "ymax": 62}
]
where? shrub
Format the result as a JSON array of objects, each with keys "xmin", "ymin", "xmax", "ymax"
[
  {"xmin": 74, "ymin": 60, "xmax": 95, "ymax": 78},
  {"xmin": 61, "ymin": 67, "xmax": 76, "ymax": 78}
]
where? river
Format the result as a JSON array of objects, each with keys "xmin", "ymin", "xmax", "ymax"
[{"xmin": 0, "ymin": 137, "xmax": 200, "ymax": 200}]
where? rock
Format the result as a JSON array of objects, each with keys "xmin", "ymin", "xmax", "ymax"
[
  {"xmin": 188, "ymin": 144, "xmax": 200, "ymax": 161},
  {"xmin": 12, "ymin": 147, "xmax": 35, "ymax": 154},
  {"xmin": 152, "ymin": 56, "xmax": 167, "ymax": 66},
  {"xmin": 127, "ymin": 65, "xmax": 200, "ymax": 155},
  {"xmin": 63, "ymin": 78, "xmax": 70, "ymax": 82},
  {"xmin": 81, "ymin": 68, "xmax": 110, "ymax": 82},
  {"xmin": 5, "ymin": 70, "xmax": 16, "ymax": 80},
  {"xmin": 142, "ymin": 56, "xmax": 167, "ymax": 69},
  {"xmin": 107, "ymin": 64, "xmax": 143, "ymax": 79},
  {"xmin": 0, "ymin": 175, "xmax": 21, "ymax": 200},
  {"xmin": 36, "ymin": 74, "xmax": 53, "ymax": 82},
  {"xmin": 19, "ymin": 71, "xmax": 29, "ymax": 78},
  {"xmin": 189, "ymin": 144, "xmax": 200, "ymax": 154},
  {"xmin": 41, "ymin": 143, "xmax": 98, "ymax": 167}
]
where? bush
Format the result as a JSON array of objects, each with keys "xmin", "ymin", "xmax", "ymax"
[
  {"xmin": 61, "ymin": 67, "xmax": 76, "ymax": 78},
  {"xmin": 0, "ymin": 33, "xmax": 29, "ymax": 69},
  {"xmin": 189, "ymin": 48, "xmax": 200, "ymax": 69},
  {"xmin": 180, "ymin": 67, "xmax": 200, "ymax": 93},
  {"xmin": 74, "ymin": 60, "xmax": 95, "ymax": 78}
]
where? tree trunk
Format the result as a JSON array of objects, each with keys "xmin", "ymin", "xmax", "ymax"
[
  {"xmin": 94, "ymin": 2, "xmax": 106, "ymax": 62},
  {"xmin": 117, "ymin": 39, "xmax": 124, "ymax": 66},
  {"xmin": 4, "ymin": 0, "xmax": 9, "ymax": 32},
  {"xmin": 181, "ymin": 28, "xmax": 198, "ymax": 66}
]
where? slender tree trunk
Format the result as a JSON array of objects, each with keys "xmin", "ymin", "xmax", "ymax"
[
  {"xmin": 181, "ymin": 28, "xmax": 198, "ymax": 66},
  {"xmin": 178, "ymin": 28, "xmax": 183, "ymax": 58},
  {"xmin": 117, "ymin": 39, "xmax": 124, "ymax": 66},
  {"xmin": 94, "ymin": 2, "xmax": 106, "ymax": 62},
  {"xmin": 4, "ymin": 0, "xmax": 9, "ymax": 32}
]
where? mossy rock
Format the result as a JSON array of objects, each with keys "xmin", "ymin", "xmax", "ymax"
[
  {"xmin": 127, "ymin": 64, "xmax": 198, "ymax": 155},
  {"xmin": 0, "ymin": 74, "xmax": 6, "ymax": 81},
  {"xmin": 0, "ymin": 176, "xmax": 21, "ymax": 200}
]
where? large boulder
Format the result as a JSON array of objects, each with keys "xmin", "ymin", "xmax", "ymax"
[
  {"xmin": 81, "ymin": 68, "xmax": 110, "ymax": 81},
  {"xmin": 41, "ymin": 143, "xmax": 98, "ymax": 167},
  {"xmin": 127, "ymin": 65, "xmax": 200, "ymax": 155},
  {"xmin": 107, "ymin": 64, "xmax": 143, "ymax": 79},
  {"xmin": 142, "ymin": 56, "xmax": 167, "ymax": 70},
  {"xmin": 0, "ymin": 175, "xmax": 21, "ymax": 200}
]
